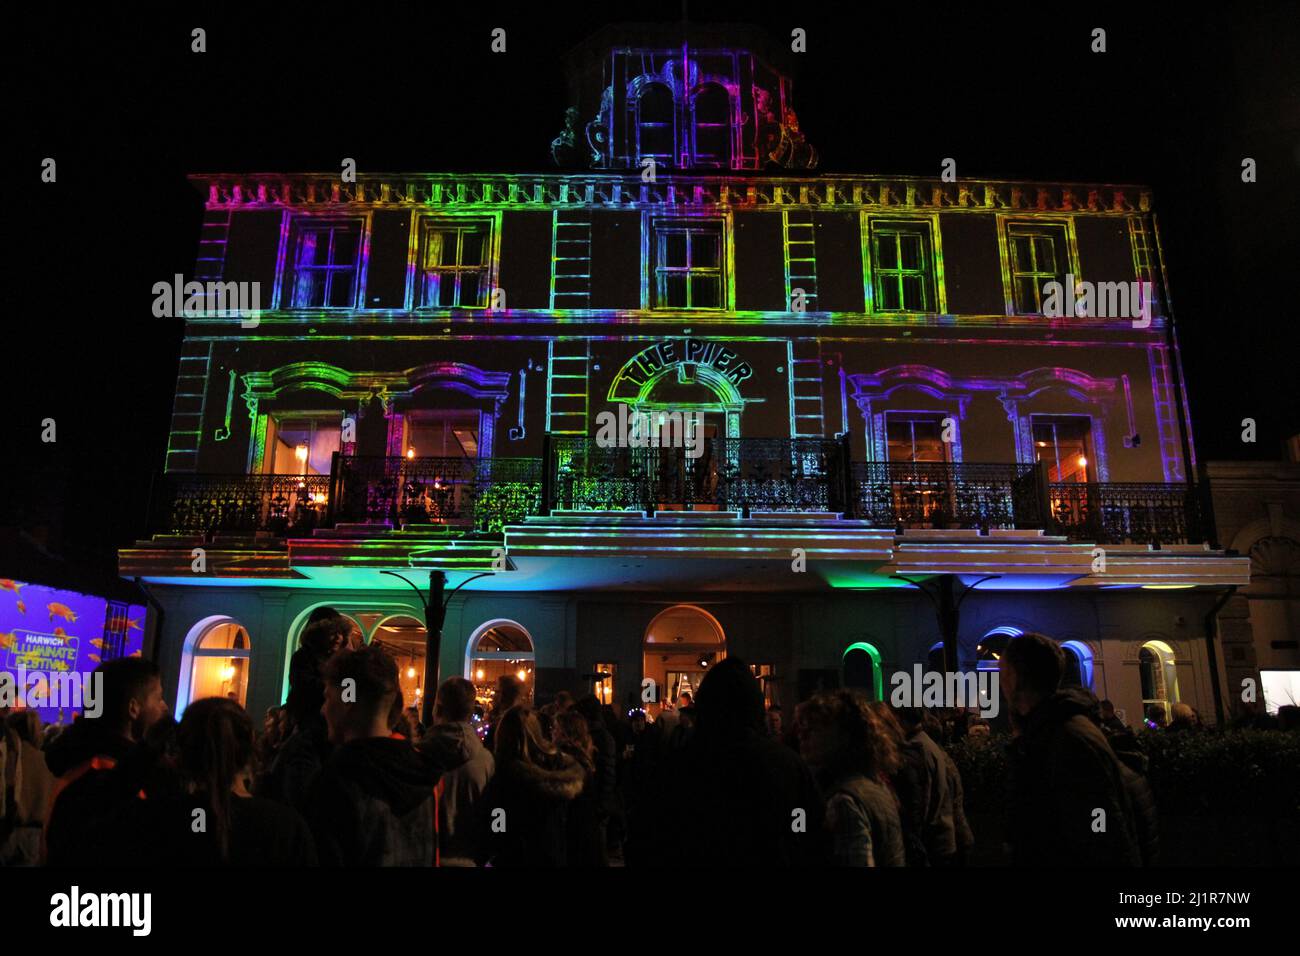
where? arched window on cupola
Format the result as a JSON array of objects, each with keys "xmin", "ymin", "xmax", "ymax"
[
  {"xmin": 636, "ymin": 83, "xmax": 676, "ymax": 167},
  {"xmin": 691, "ymin": 84, "xmax": 732, "ymax": 168}
]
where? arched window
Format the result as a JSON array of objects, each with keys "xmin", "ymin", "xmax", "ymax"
[
  {"xmin": 371, "ymin": 614, "xmax": 428, "ymax": 712},
  {"xmin": 926, "ymin": 640, "xmax": 945, "ymax": 672},
  {"xmin": 636, "ymin": 83, "xmax": 676, "ymax": 167},
  {"xmin": 178, "ymin": 617, "xmax": 252, "ymax": 716},
  {"xmin": 977, "ymin": 626, "xmax": 1022, "ymax": 672},
  {"xmin": 1139, "ymin": 640, "xmax": 1179, "ymax": 725},
  {"xmin": 466, "ymin": 620, "xmax": 535, "ymax": 708},
  {"xmin": 842, "ymin": 642, "xmax": 883, "ymax": 702},
  {"xmin": 691, "ymin": 84, "xmax": 731, "ymax": 167},
  {"xmin": 1060, "ymin": 640, "xmax": 1095, "ymax": 689}
]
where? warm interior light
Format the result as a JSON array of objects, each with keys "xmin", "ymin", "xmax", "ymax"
[
  {"xmin": 220, "ymin": 664, "xmax": 236, "ymax": 681},
  {"xmin": 406, "ymin": 448, "xmax": 415, "ymax": 459},
  {"xmin": 516, "ymin": 669, "xmax": 527, "ymax": 682},
  {"xmin": 1077, "ymin": 455, "xmax": 1088, "ymax": 467},
  {"xmin": 406, "ymin": 666, "xmax": 416, "ymax": 679},
  {"xmin": 475, "ymin": 668, "xmax": 485, "ymax": 681},
  {"xmin": 415, "ymin": 686, "xmax": 422, "ymax": 696},
  {"xmin": 295, "ymin": 444, "xmax": 308, "ymax": 462}
]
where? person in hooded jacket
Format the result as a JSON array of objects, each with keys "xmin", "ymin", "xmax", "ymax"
[
  {"xmin": 1090, "ymin": 700, "xmax": 1159, "ymax": 866},
  {"xmin": 1001, "ymin": 633, "xmax": 1140, "ymax": 867},
  {"xmin": 43, "ymin": 657, "xmax": 171, "ymax": 865},
  {"xmin": 306, "ymin": 644, "xmax": 443, "ymax": 866},
  {"xmin": 419, "ymin": 676, "xmax": 494, "ymax": 866},
  {"xmin": 554, "ymin": 707, "xmax": 603, "ymax": 866},
  {"xmin": 628, "ymin": 657, "xmax": 827, "ymax": 867},
  {"xmin": 474, "ymin": 704, "xmax": 585, "ymax": 867}
]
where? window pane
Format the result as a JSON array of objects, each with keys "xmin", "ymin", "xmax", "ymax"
[
  {"xmin": 460, "ymin": 274, "xmax": 482, "ymax": 307},
  {"xmin": 327, "ymin": 272, "xmax": 355, "ymax": 308},
  {"xmin": 1034, "ymin": 236, "xmax": 1056, "ymax": 273},
  {"xmin": 425, "ymin": 231, "xmax": 448, "ymax": 268},
  {"xmin": 691, "ymin": 275, "xmax": 720, "ymax": 309},
  {"xmin": 902, "ymin": 275, "xmax": 925, "ymax": 311},
  {"xmin": 460, "ymin": 231, "xmax": 484, "ymax": 267},
  {"xmin": 876, "ymin": 234, "xmax": 898, "ymax": 269},
  {"xmin": 331, "ymin": 229, "xmax": 359, "ymax": 266},
  {"xmin": 662, "ymin": 273, "xmax": 688, "ymax": 307},
  {"xmin": 663, "ymin": 232, "xmax": 688, "ymax": 267},
  {"xmin": 691, "ymin": 232, "xmax": 720, "ymax": 268},
  {"xmin": 294, "ymin": 272, "xmax": 325, "ymax": 308},
  {"xmin": 880, "ymin": 279, "xmax": 900, "ymax": 311},
  {"xmin": 899, "ymin": 233, "xmax": 923, "ymax": 270}
]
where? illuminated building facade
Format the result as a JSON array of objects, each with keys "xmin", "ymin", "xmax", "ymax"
[{"xmin": 122, "ymin": 28, "xmax": 1251, "ymax": 727}]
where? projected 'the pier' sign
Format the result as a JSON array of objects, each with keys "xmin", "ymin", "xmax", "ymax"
[{"xmin": 612, "ymin": 338, "xmax": 755, "ymax": 397}]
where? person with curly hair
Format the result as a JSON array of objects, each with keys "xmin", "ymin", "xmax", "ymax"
[{"xmin": 796, "ymin": 690, "xmax": 905, "ymax": 867}]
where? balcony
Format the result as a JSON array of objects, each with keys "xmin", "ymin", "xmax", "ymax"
[{"xmin": 146, "ymin": 442, "xmax": 1214, "ymax": 547}]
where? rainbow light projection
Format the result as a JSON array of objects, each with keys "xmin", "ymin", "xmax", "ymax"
[{"xmin": 148, "ymin": 38, "xmax": 1212, "ymax": 589}]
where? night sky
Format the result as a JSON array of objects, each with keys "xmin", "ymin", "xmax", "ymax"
[{"xmin": 9, "ymin": 2, "xmax": 1299, "ymax": 581}]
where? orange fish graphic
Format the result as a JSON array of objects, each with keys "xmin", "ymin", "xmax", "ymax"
[
  {"xmin": 123, "ymin": 618, "xmax": 142, "ymax": 633},
  {"xmin": 53, "ymin": 627, "xmax": 68, "ymax": 638},
  {"xmin": 89, "ymin": 638, "xmax": 107, "ymax": 649},
  {"xmin": 0, "ymin": 631, "xmax": 14, "ymax": 649},
  {"xmin": 47, "ymin": 603, "xmax": 78, "ymax": 624},
  {"xmin": 87, "ymin": 653, "xmax": 101, "ymax": 663},
  {"xmin": 0, "ymin": 580, "xmax": 24, "ymax": 595},
  {"xmin": 15, "ymin": 600, "xmax": 26, "ymax": 615}
]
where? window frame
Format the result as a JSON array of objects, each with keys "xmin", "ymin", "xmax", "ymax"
[
  {"xmin": 861, "ymin": 213, "xmax": 946, "ymax": 316},
  {"xmin": 997, "ymin": 216, "xmax": 1081, "ymax": 316},
  {"xmin": 278, "ymin": 215, "xmax": 369, "ymax": 311},
  {"xmin": 1030, "ymin": 414, "xmax": 1096, "ymax": 483},
  {"xmin": 410, "ymin": 214, "xmax": 500, "ymax": 311},
  {"xmin": 644, "ymin": 214, "xmax": 731, "ymax": 311}
]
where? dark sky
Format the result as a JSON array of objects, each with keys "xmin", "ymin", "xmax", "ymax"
[{"xmin": 9, "ymin": 2, "xmax": 1299, "ymax": 578}]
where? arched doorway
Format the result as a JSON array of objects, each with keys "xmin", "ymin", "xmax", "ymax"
[
  {"xmin": 842, "ymin": 642, "xmax": 883, "ymax": 701},
  {"xmin": 642, "ymin": 605, "xmax": 726, "ymax": 717},
  {"xmin": 370, "ymin": 614, "xmax": 429, "ymax": 713},
  {"xmin": 466, "ymin": 620, "xmax": 535, "ymax": 711}
]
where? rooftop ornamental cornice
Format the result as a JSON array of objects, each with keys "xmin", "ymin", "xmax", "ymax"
[{"xmin": 188, "ymin": 173, "xmax": 1153, "ymax": 215}]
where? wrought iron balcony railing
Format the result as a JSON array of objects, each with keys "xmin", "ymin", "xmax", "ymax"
[
  {"xmin": 151, "ymin": 473, "xmax": 330, "ymax": 538},
  {"xmin": 145, "ymin": 446, "xmax": 1215, "ymax": 548},
  {"xmin": 328, "ymin": 455, "xmax": 544, "ymax": 534},
  {"xmin": 1048, "ymin": 481, "xmax": 1206, "ymax": 547},
  {"xmin": 546, "ymin": 436, "xmax": 850, "ymax": 516},
  {"xmin": 850, "ymin": 461, "xmax": 1043, "ymax": 531}
]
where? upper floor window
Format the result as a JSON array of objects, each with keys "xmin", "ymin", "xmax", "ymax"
[
  {"xmin": 886, "ymin": 413, "xmax": 949, "ymax": 463},
  {"xmin": 1032, "ymin": 416, "xmax": 1093, "ymax": 482},
  {"xmin": 636, "ymin": 83, "xmax": 676, "ymax": 167},
  {"xmin": 286, "ymin": 218, "xmax": 363, "ymax": 309},
  {"xmin": 264, "ymin": 412, "xmax": 342, "ymax": 475},
  {"xmin": 403, "ymin": 410, "xmax": 480, "ymax": 459},
  {"xmin": 418, "ymin": 217, "xmax": 493, "ymax": 309},
  {"xmin": 691, "ymin": 84, "xmax": 731, "ymax": 168},
  {"xmin": 869, "ymin": 219, "xmax": 938, "ymax": 312},
  {"xmin": 1006, "ymin": 221, "xmax": 1070, "ymax": 314},
  {"xmin": 651, "ymin": 218, "xmax": 725, "ymax": 310}
]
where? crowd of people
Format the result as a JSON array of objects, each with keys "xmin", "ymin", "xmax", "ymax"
[{"xmin": 0, "ymin": 615, "xmax": 1286, "ymax": 867}]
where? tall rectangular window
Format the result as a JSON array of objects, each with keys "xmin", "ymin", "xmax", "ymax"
[
  {"xmin": 870, "ymin": 220, "xmax": 937, "ymax": 312},
  {"xmin": 885, "ymin": 414, "xmax": 949, "ymax": 463},
  {"xmin": 652, "ymin": 218, "xmax": 724, "ymax": 310},
  {"xmin": 403, "ymin": 410, "xmax": 480, "ymax": 459},
  {"xmin": 418, "ymin": 217, "xmax": 493, "ymax": 309},
  {"xmin": 1006, "ymin": 222, "xmax": 1070, "ymax": 314},
  {"xmin": 1033, "ymin": 417, "xmax": 1093, "ymax": 482},
  {"xmin": 286, "ymin": 219, "xmax": 363, "ymax": 309},
  {"xmin": 594, "ymin": 662, "xmax": 617, "ymax": 706},
  {"xmin": 264, "ymin": 413, "xmax": 342, "ymax": 475}
]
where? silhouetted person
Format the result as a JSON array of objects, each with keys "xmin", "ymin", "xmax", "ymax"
[
  {"xmin": 44, "ymin": 657, "xmax": 170, "ymax": 865},
  {"xmin": 419, "ymin": 677, "xmax": 494, "ymax": 866},
  {"xmin": 306, "ymin": 644, "xmax": 442, "ymax": 866},
  {"xmin": 475, "ymin": 705, "xmax": 585, "ymax": 866},
  {"xmin": 554, "ymin": 708, "xmax": 603, "ymax": 866},
  {"xmin": 483, "ymin": 675, "xmax": 522, "ymax": 753},
  {"xmin": 629, "ymin": 657, "xmax": 826, "ymax": 866},
  {"xmin": 797, "ymin": 691, "xmax": 905, "ymax": 867},
  {"xmin": 894, "ymin": 706, "xmax": 971, "ymax": 865},
  {"xmin": 1001, "ymin": 633, "xmax": 1140, "ymax": 866}
]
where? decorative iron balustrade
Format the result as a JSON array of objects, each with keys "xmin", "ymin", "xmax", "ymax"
[
  {"xmin": 548, "ymin": 437, "xmax": 849, "ymax": 515},
  {"xmin": 1048, "ymin": 482, "xmax": 1203, "ymax": 546},
  {"xmin": 330, "ymin": 456, "xmax": 543, "ymax": 533},
  {"xmin": 153, "ymin": 473, "xmax": 330, "ymax": 538},
  {"xmin": 849, "ymin": 462, "xmax": 1042, "ymax": 531}
]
